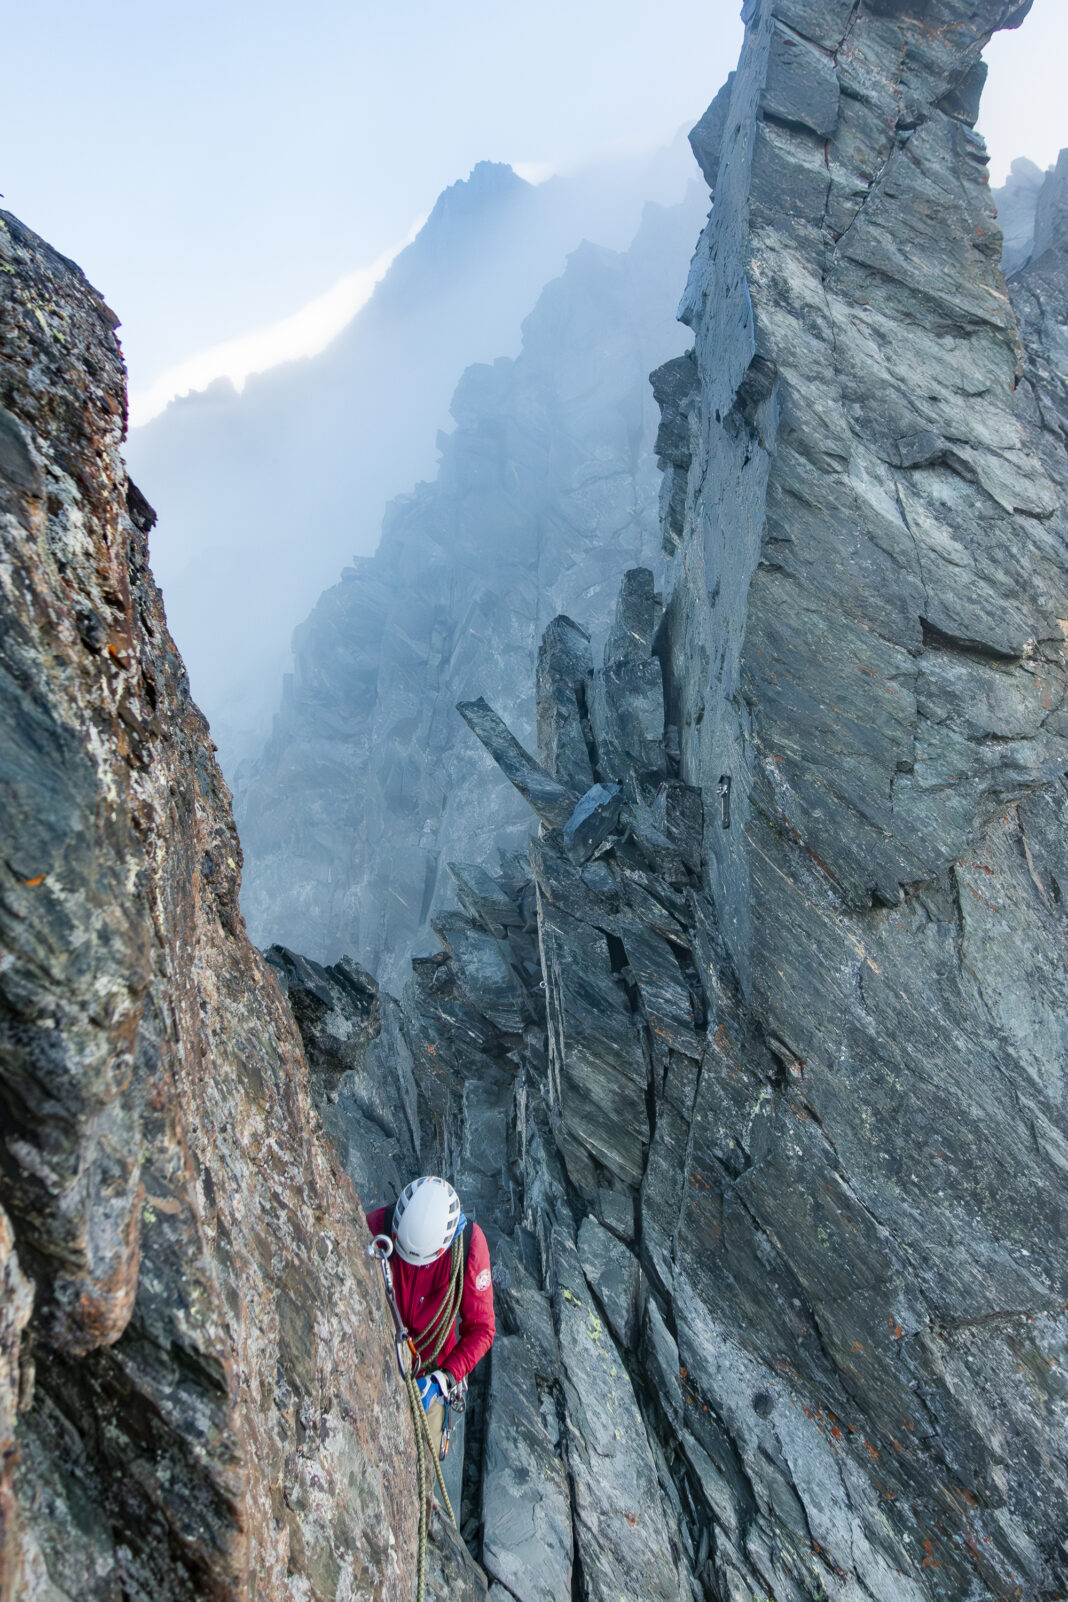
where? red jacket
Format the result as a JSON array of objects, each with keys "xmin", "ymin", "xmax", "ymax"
[{"xmin": 366, "ymin": 1205, "xmax": 495, "ymax": 1384}]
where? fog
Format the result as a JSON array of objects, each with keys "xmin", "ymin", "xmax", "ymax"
[{"xmin": 124, "ymin": 137, "xmax": 702, "ymax": 770}]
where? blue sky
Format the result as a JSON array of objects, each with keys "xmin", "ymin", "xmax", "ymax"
[{"xmin": 4, "ymin": 0, "xmax": 1063, "ymax": 411}]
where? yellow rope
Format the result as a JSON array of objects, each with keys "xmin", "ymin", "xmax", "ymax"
[
  {"xmin": 411, "ymin": 1233, "xmax": 465, "ymax": 1373},
  {"xmin": 404, "ymin": 1359, "xmax": 458, "ymax": 1602}
]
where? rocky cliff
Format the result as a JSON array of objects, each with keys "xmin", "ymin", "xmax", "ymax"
[
  {"xmin": 270, "ymin": 2, "xmax": 1068, "ymax": 1598},
  {"xmin": 236, "ymin": 190, "xmax": 706, "ymax": 986},
  {"xmin": 650, "ymin": 0, "xmax": 1067, "ymax": 1592},
  {"xmin": 4, "ymin": 1, "xmax": 1066, "ymax": 1598},
  {"xmin": 0, "ymin": 211, "xmax": 487, "ymax": 1601}
]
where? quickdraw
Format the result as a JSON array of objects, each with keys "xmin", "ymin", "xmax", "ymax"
[{"xmin": 368, "ymin": 1233, "xmax": 419, "ymax": 1376}]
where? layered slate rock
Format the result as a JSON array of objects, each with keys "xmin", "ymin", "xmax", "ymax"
[
  {"xmin": 0, "ymin": 209, "xmax": 455, "ymax": 1601},
  {"xmin": 650, "ymin": 2, "xmax": 1068, "ymax": 1597},
  {"xmin": 269, "ymin": 616, "xmax": 701, "ymax": 1596},
  {"xmin": 236, "ymin": 191, "xmax": 708, "ymax": 986}
]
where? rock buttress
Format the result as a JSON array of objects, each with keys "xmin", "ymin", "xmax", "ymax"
[
  {"xmin": 0, "ymin": 211, "xmax": 420, "ymax": 1600},
  {"xmin": 653, "ymin": 1, "xmax": 1068, "ymax": 1597}
]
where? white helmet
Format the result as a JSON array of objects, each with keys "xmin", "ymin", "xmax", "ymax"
[{"xmin": 393, "ymin": 1176, "xmax": 461, "ymax": 1266}]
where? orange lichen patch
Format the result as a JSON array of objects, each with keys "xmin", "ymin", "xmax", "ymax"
[
  {"xmin": 891, "ymin": 1439, "xmax": 904, "ymax": 1452},
  {"xmin": 921, "ymin": 1539, "xmax": 941, "ymax": 1570},
  {"xmin": 23, "ymin": 875, "xmax": 46, "ymax": 887},
  {"xmin": 850, "ymin": 1341, "xmax": 864, "ymax": 1353},
  {"xmin": 889, "ymin": 1318, "xmax": 904, "ymax": 1339},
  {"xmin": 864, "ymin": 1440, "xmax": 879, "ymax": 1461},
  {"xmin": 425, "ymin": 1043, "xmax": 436, "ymax": 1054}
]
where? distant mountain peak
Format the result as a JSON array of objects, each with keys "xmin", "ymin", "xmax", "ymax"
[{"xmin": 425, "ymin": 160, "xmax": 527, "ymax": 222}]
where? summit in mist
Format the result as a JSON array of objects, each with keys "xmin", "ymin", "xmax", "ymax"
[{"xmin": 125, "ymin": 140, "xmax": 701, "ymax": 767}]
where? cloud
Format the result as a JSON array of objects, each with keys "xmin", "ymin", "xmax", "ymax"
[
  {"xmin": 512, "ymin": 161, "xmax": 555, "ymax": 185},
  {"xmin": 128, "ymin": 217, "xmax": 425, "ymax": 428}
]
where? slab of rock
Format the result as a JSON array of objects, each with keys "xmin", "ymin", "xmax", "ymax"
[
  {"xmin": 432, "ymin": 910, "xmax": 527, "ymax": 1035},
  {"xmin": 562, "ymin": 782, "xmax": 624, "ymax": 860},
  {"xmin": 447, "ymin": 861, "xmax": 526, "ymax": 937},
  {"xmin": 552, "ymin": 1231, "xmax": 688, "ymax": 1602},
  {"xmin": 536, "ymin": 615, "xmax": 595, "ymax": 795},
  {"xmin": 577, "ymin": 1214, "xmax": 641, "ymax": 1349},
  {"xmin": 481, "ymin": 1335, "xmax": 573, "ymax": 1602},
  {"xmin": 457, "ymin": 698, "xmax": 576, "ymax": 828},
  {"xmin": 535, "ymin": 894, "xmax": 650, "ymax": 1195}
]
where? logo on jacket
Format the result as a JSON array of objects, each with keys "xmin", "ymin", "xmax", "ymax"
[{"xmin": 475, "ymin": 1268, "xmax": 491, "ymax": 1292}]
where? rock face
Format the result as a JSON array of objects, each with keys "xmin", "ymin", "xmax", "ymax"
[
  {"xmin": 236, "ymin": 190, "xmax": 706, "ymax": 985},
  {"xmin": 5, "ymin": 3, "xmax": 1067, "ymax": 1599},
  {"xmin": 650, "ymin": 0, "xmax": 1068, "ymax": 1594},
  {"xmin": 0, "ymin": 209, "xmax": 484, "ymax": 1601},
  {"xmin": 273, "ymin": 4, "xmax": 1068, "ymax": 1596}
]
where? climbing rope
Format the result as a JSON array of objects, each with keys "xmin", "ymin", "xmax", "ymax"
[
  {"xmin": 368, "ymin": 1231, "xmax": 465, "ymax": 1602},
  {"xmin": 411, "ymin": 1229, "xmax": 466, "ymax": 1372}
]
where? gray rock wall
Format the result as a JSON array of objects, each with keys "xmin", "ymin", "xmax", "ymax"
[
  {"xmin": 654, "ymin": 0, "xmax": 1068, "ymax": 1594},
  {"xmin": 279, "ymin": 5, "xmax": 1068, "ymax": 1597}
]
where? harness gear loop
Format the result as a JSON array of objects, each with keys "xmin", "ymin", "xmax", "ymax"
[{"xmin": 369, "ymin": 1224, "xmax": 467, "ymax": 1602}]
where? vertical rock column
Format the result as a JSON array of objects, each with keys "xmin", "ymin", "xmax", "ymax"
[{"xmin": 654, "ymin": 2, "xmax": 1068, "ymax": 1597}]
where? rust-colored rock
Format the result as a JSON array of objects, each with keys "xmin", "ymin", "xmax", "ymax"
[{"xmin": 0, "ymin": 210, "xmax": 418, "ymax": 1599}]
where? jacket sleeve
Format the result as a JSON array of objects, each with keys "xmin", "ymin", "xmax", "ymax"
[
  {"xmin": 366, "ymin": 1205, "xmax": 387, "ymax": 1236},
  {"xmin": 443, "ymin": 1224, "xmax": 496, "ymax": 1383}
]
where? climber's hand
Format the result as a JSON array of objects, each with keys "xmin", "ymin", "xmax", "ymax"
[
  {"xmin": 416, "ymin": 1375, "xmax": 441, "ymax": 1412},
  {"xmin": 431, "ymin": 1369, "xmax": 453, "ymax": 1400}
]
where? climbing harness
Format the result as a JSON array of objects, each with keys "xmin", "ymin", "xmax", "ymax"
[{"xmin": 368, "ymin": 1230, "xmax": 467, "ymax": 1602}]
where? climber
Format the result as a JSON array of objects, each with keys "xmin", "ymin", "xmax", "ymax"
[{"xmin": 366, "ymin": 1176, "xmax": 495, "ymax": 1466}]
